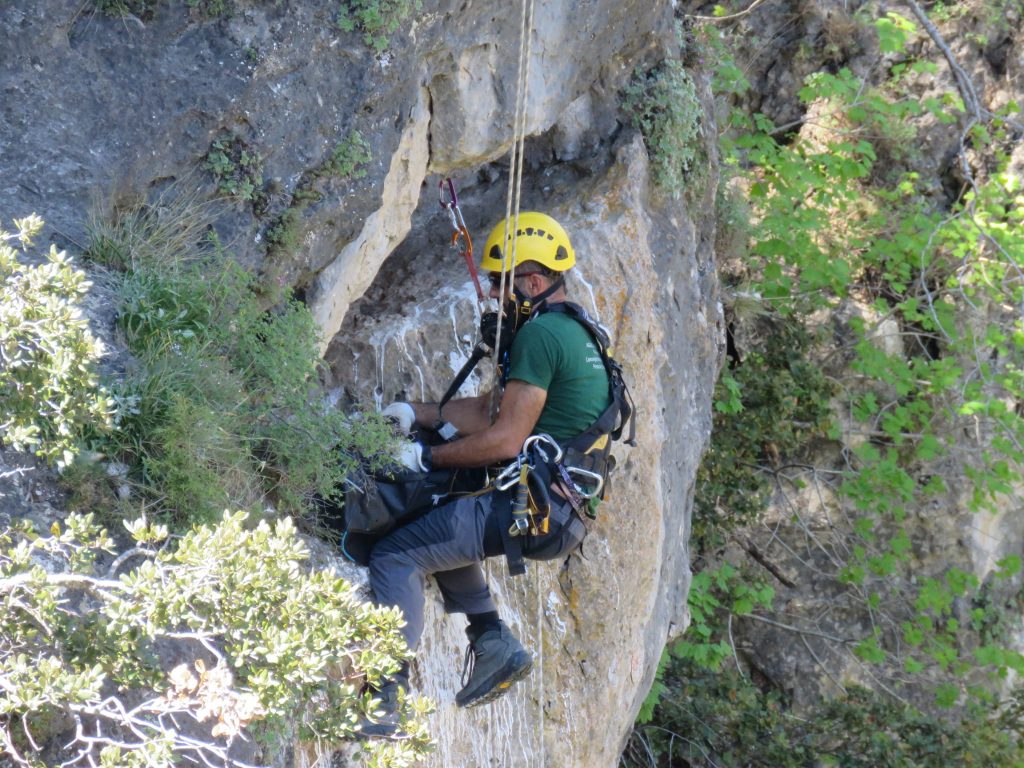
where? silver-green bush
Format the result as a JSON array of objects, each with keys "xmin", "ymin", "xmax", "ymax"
[
  {"xmin": 0, "ymin": 511, "xmax": 433, "ymax": 767},
  {"xmin": 0, "ymin": 216, "xmax": 114, "ymax": 467}
]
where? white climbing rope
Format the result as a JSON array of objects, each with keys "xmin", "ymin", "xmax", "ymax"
[
  {"xmin": 536, "ymin": 563, "xmax": 545, "ymax": 765},
  {"xmin": 484, "ymin": 0, "xmax": 546, "ymax": 760},
  {"xmin": 491, "ymin": 0, "xmax": 536, "ymax": 397}
]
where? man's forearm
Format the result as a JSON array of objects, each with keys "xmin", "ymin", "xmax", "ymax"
[
  {"xmin": 409, "ymin": 393, "xmax": 493, "ymax": 436},
  {"xmin": 430, "ymin": 419, "xmax": 520, "ymax": 468},
  {"xmin": 427, "ymin": 381, "xmax": 543, "ymax": 469}
]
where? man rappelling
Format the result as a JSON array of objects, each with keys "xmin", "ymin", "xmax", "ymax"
[{"xmin": 356, "ymin": 210, "xmax": 634, "ymax": 736}]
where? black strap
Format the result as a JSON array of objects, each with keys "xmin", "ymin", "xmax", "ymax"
[
  {"xmin": 537, "ymin": 301, "xmax": 637, "ymax": 451},
  {"xmin": 437, "ymin": 341, "xmax": 489, "ymax": 416},
  {"xmin": 518, "ymin": 274, "xmax": 564, "ymax": 310},
  {"xmin": 496, "ymin": 490, "xmax": 526, "ymax": 576}
]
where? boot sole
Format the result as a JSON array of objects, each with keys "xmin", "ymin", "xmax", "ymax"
[{"xmin": 456, "ymin": 651, "xmax": 533, "ymax": 709}]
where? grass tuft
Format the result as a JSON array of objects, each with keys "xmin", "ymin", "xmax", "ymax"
[{"xmin": 79, "ymin": 189, "xmax": 398, "ymax": 528}]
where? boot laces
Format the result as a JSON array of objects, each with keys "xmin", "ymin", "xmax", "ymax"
[{"xmin": 460, "ymin": 641, "xmax": 481, "ymax": 688}]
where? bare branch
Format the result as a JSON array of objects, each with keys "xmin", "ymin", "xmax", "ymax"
[
  {"xmin": 800, "ymin": 634, "xmax": 848, "ymax": 695},
  {"xmin": 687, "ymin": 0, "xmax": 772, "ymax": 23},
  {"xmin": 742, "ymin": 537, "xmax": 797, "ymax": 588},
  {"xmin": 0, "ymin": 723, "xmax": 31, "ymax": 768},
  {"xmin": 742, "ymin": 612, "xmax": 859, "ymax": 644},
  {"xmin": 105, "ymin": 546, "xmax": 155, "ymax": 578},
  {"xmin": 727, "ymin": 612, "xmax": 745, "ymax": 677},
  {"xmin": 0, "ymin": 571, "xmax": 126, "ymax": 595}
]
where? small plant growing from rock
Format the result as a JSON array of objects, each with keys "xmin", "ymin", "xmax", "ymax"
[
  {"xmin": 336, "ymin": 0, "xmax": 422, "ymax": 53},
  {"xmin": 203, "ymin": 134, "xmax": 266, "ymax": 206},
  {"xmin": 264, "ymin": 207, "xmax": 303, "ymax": 258},
  {"xmin": 0, "ymin": 215, "xmax": 114, "ymax": 467},
  {"xmin": 325, "ymin": 129, "xmax": 373, "ymax": 180},
  {"xmin": 623, "ymin": 58, "xmax": 703, "ymax": 198},
  {"xmin": 93, "ymin": 0, "xmax": 154, "ymax": 18},
  {"xmin": 262, "ymin": 129, "xmax": 372, "ymax": 260},
  {"xmin": 186, "ymin": 0, "xmax": 230, "ymax": 15}
]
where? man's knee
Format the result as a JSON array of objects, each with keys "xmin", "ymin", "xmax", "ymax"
[{"xmin": 368, "ymin": 542, "xmax": 410, "ymax": 588}]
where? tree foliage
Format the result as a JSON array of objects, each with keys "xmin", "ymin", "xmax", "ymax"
[
  {"xmin": 625, "ymin": 659, "xmax": 1022, "ymax": 768},
  {"xmin": 0, "ymin": 217, "xmax": 114, "ymax": 467},
  {"xmin": 635, "ymin": 2, "xmax": 1024, "ymax": 762},
  {"xmin": 0, "ymin": 512, "xmax": 432, "ymax": 767}
]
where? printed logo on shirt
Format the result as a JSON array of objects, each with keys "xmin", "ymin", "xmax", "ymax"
[{"xmin": 584, "ymin": 342, "xmax": 604, "ymax": 369}]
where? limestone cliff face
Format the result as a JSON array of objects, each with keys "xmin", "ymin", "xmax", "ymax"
[
  {"xmin": 1, "ymin": 1, "xmax": 722, "ymax": 765},
  {"xmin": 324, "ymin": 131, "xmax": 722, "ymax": 766}
]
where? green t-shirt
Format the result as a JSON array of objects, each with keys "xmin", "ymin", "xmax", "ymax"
[{"xmin": 506, "ymin": 311, "xmax": 612, "ymax": 443}]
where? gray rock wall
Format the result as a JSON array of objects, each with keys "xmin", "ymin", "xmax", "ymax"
[
  {"xmin": 323, "ymin": 131, "xmax": 722, "ymax": 767},
  {"xmin": 1, "ymin": 1, "xmax": 722, "ymax": 764}
]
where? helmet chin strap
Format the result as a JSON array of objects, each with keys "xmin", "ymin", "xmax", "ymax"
[{"xmin": 506, "ymin": 274, "xmax": 565, "ymax": 333}]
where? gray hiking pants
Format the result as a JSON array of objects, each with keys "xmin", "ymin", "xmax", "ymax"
[{"xmin": 368, "ymin": 490, "xmax": 586, "ymax": 649}]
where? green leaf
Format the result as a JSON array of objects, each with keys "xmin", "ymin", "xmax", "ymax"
[{"xmin": 934, "ymin": 682, "xmax": 959, "ymax": 708}]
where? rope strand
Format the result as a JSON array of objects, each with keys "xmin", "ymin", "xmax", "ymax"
[
  {"xmin": 491, "ymin": 0, "xmax": 536, "ymax": 413},
  {"xmin": 489, "ymin": 0, "xmax": 545, "ymax": 761}
]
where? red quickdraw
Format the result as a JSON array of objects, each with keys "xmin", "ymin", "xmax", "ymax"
[{"xmin": 440, "ymin": 177, "xmax": 485, "ymax": 302}]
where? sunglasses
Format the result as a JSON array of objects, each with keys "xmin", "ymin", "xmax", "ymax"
[{"xmin": 487, "ymin": 271, "xmax": 543, "ymax": 289}]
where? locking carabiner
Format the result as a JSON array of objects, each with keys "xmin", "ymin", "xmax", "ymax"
[{"xmin": 440, "ymin": 177, "xmax": 484, "ymax": 301}]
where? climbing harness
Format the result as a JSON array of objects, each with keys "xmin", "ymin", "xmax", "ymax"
[
  {"xmin": 439, "ymin": 177, "xmax": 485, "ymax": 302},
  {"xmin": 531, "ymin": 301, "xmax": 638, "ymax": 490}
]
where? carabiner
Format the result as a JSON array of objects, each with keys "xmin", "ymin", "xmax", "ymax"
[
  {"xmin": 439, "ymin": 177, "xmax": 484, "ymax": 301},
  {"xmin": 566, "ymin": 466, "xmax": 604, "ymax": 499},
  {"xmin": 439, "ymin": 177, "xmax": 460, "ymax": 230},
  {"xmin": 522, "ymin": 433, "xmax": 564, "ymax": 464},
  {"xmin": 439, "ymin": 176, "xmax": 459, "ymax": 210},
  {"xmin": 493, "ymin": 457, "xmax": 524, "ymax": 491}
]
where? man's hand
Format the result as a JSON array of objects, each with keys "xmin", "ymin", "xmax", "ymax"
[
  {"xmin": 382, "ymin": 402, "xmax": 416, "ymax": 435},
  {"xmin": 395, "ymin": 441, "xmax": 430, "ymax": 472}
]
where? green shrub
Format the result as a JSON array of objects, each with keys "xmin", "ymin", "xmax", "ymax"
[
  {"xmin": 86, "ymin": 184, "xmax": 217, "ymax": 273},
  {"xmin": 623, "ymin": 58, "xmax": 703, "ymax": 198},
  {"xmin": 694, "ymin": 315, "xmax": 835, "ymax": 547},
  {"xmin": 336, "ymin": 0, "xmax": 422, "ymax": 53},
  {"xmin": 0, "ymin": 216, "xmax": 114, "ymax": 467},
  {"xmin": 625, "ymin": 659, "xmax": 1022, "ymax": 768},
  {"xmin": 0, "ymin": 511, "xmax": 433, "ymax": 767},
  {"xmin": 84, "ymin": 197, "xmax": 397, "ymax": 527},
  {"xmin": 325, "ymin": 129, "xmax": 373, "ymax": 180}
]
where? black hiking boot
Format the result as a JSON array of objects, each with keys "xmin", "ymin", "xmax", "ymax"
[
  {"xmin": 355, "ymin": 674, "xmax": 406, "ymax": 738},
  {"xmin": 455, "ymin": 622, "xmax": 533, "ymax": 708}
]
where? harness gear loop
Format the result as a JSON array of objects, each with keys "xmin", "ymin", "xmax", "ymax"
[
  {"xmin": 439, "ymin": 177, "xmax": 484, "ymax": 302},
  {"xmin": 508, "ymin": 463, "xmax": 531, "ymax": 537}
]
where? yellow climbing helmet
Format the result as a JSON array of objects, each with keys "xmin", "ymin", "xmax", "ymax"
[{"xmin": 480, "ymin": 211, "xmax": 575, "ymax": 273}]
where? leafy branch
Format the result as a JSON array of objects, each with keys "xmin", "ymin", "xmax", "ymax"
[{"xmin": 0, "ymin": 512, "xmax": 432, "ymax": 767}]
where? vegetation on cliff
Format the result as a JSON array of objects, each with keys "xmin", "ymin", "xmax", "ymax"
[
  {"xmin": 0, "ymin": 511, "xmax": 431, "ymax": 767},
  {"xmin": 0, "ymin": 200, "xmax": 425, "ymax": 765},
  {"xmin": 627, "ymin": 1, "xmax": 1024, "ymax": 764}
]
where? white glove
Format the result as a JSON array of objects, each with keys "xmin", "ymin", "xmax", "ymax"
[
  {"xmin": 381, "ymin": 402, "xmax": 415, "ymax": 435},
  {"xmin": 395, "ymin": 441, "xmax": 429, "ymax": 472}
]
